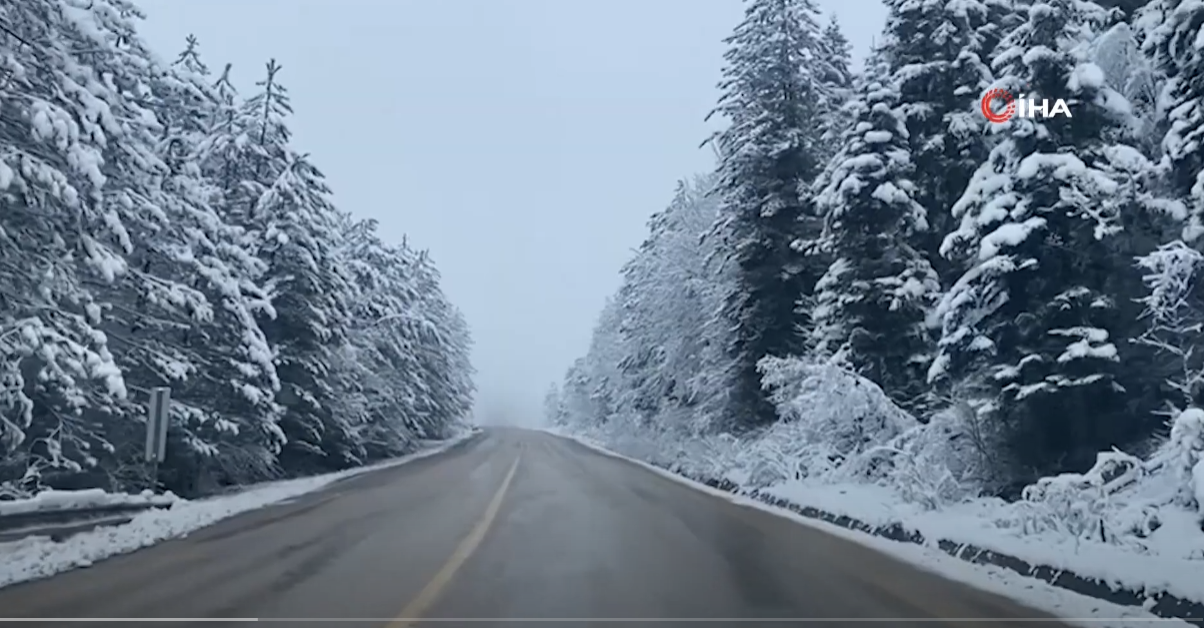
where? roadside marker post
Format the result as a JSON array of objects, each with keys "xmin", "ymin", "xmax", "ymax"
[{"xmin": 145, "ymin": 386, "xmax": 172, "ymax": 491}]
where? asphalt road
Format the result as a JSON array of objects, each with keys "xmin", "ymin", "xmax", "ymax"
[{"xmin": 0, "ymin": 428, "xmax": 1071, "ymax": 627}]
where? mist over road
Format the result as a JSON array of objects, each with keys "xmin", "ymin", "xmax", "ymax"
[{"xmin": 0, "ymin": 428, "xmax": 1066, "ymax": 627}]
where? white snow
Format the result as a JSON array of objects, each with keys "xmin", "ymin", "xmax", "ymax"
[
  {"xmin": 863, "ymin": 130, "xmax": 893, "ymax": 144},
  {"xmin": 1049, "ymin": 326, "xmax": 1119, "ymax": 363},
  {"xmin": 0, "ymin": 488, "xmax": 178, "ymax": 516},
  {"xmin": 753, "ymin": 478, "xmax": 1204, "ymax": 605},
  {"xmin": 0, "ymin": 431, "xmax": 476, "ymax": 589},
  {"xmin": 1068, "ymin": 63, "xmax": 1107, "ymax": 92},
  {"xmin": 979, "ymin": 217, "xmax": 1047, "ymax": 259},
  {"xmin": 546, "ymin": 428, "xmax": 1193, "ymax": 628}
]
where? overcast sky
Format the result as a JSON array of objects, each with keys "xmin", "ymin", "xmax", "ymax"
[{"xmin": 135, "ymin": 0, "xmax": 886, "ymax": 425}]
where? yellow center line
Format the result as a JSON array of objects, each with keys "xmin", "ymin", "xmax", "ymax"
[{"xmin": 387, "ymin": 455, "xmax": 522, "ymax": 628}]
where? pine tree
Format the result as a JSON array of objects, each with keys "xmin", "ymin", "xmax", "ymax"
[
  {"xmin": 404, "ymin": 249, "xmax": 475, "ymax": 438},
  {"xmin": 816, "ymin": 17, "xmax": 856, "ymax": 162},
  {"xmin": 199, "ymin": 60, "xmax": 357, "ymax": 473},
  {"xmin": 883, "ymin": 0, "xmax": 1006, "ymax": 287},
  {"xmin": 0, "ymin": 2, "xmax": 476, "ymax": 497},
  {"xmin": 199, "ymin": 60, "xmax": 291, "ymax": 233},
  {"xmin": 543, "ymin": 383, "xmax": 567, "ymax": 426},
  {"xmin": 332, "ymin": 215, "xmax": 474, "ymax": 457},
  {"xmin": 335, "ymin": 218, "xmax": 405, "ymax": 453},
  {"xmin": 706, "ymin": 0, "xmax": 841, "ymax": 430},
  {"xmin": 256, "ymin": 152, "xmax": 357, "ymax": 472},
  {"xmin": 615, "ymin": 175, "xmax": 723, "ymax": 432},
  {"xmin": 104, "ymin": 37, "xmax": 286, "ymax": 494},
  {"xmin": 558, "ymin": 359, "xmax": 598, "ymax": 429},
  {"xmin": 0, "ymin": 0, "xmax": 175, "ymax": 492},
  {"xmin": 811, "ymin": 79, "xmax": 940, "ymax": 414},
  {"xmin": 1149, "ymin": 0, "xmax": 1204, "ymax": 240},
  {"xmin": 932, "ymin": 0, "xmax": 1163, "ymax": 481}
]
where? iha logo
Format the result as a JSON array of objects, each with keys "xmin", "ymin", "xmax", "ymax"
[{"xmin": 980, "ymin": 88, "xmax": 1071, "ymax": 123}]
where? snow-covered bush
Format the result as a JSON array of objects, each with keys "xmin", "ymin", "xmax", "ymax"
[
  {"xmin": 759, "ymin": 356, "xmax": 917, "ymax": 458},
  {"xmin": 754, "ymin": 355, "xmax": 925, "ymax": 486},
  {"xmin": 751, "ymin": 354, "xmax": 992, "ymax": 507},
  {"xmin": 1009, "ymin": 408, "xmax": 1204, "ymax": 553},
  {"xmin": 1146, "ymin": 407, "xmax": 1204, "ymax": 513},
  {"xmin": 728, "ymin": 421, "xmax": 838, "ymax": 489},
  {"xmin": 859, "ymin": 403, "xmax": 992, "ymax": 509},
  {"xmin": 1013, "ymin": 449, "xmax": 1148, "ymax": 543}
]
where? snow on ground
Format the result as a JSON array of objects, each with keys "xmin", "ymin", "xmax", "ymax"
[
  {"xmin": 0, "ymin": 488, "xmax": 179, "ymax": 516},
  {"xmin": 761, "ymin": 480, "xmax": 1204, "ymax": 608},
  {"xmin": 550, "ymin": 427, "xmax": 1191, "ymax": 628},
  {"xmin": 0, "ymin": 429, "xmax": 477, "ymax": 589}
]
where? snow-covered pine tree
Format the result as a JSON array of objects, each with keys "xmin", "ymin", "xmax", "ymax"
[
  {"xmin": 71, "ymin": 2, "xmax": 254, "ymax": 494},
  {"xmin": 436, "ymin": 304, "xmax": 476, "ymax": 429},
  {"xmin": 332, "ymin": 214, "xmax": 474, "ymax": 456},
  {"xmin": 553, "ymin": 296, "xmax": 624, "ymax": 435},
  {"xmin": 543, "ymin": 383, "xmax": 567, "ymax": 427},
  {"xmin": 557, "ymin": 359, "xmax": 599, "ymax": 430},
  {"xmin": 255, "ymin": 151, "xmax": 359, "ymax": 472},
  {"xmin": 403, "ymin": 248, "xmax": 475, "ymax": 438},
  {"xmin": 157, "ymin": 38, "xmax": 284, "ymax": 493},
  {"xmin": 706, "ymin": 0, "xmax": 841, "ymax": 430},
  {"xmin": 810, "ymin": 78, "xmax": 940, "ymax": 414},
  {"xmin": 0, "ymin": 1, "xmax": 476, "ymax": 496},
  {"xmin": 580, "ymin": 297, "xmax": 628, "ymax": 428},
  {"xmin": 1090, "ymin": 21, "xmax": 1161, "ymax": 157},
  {"xmin": 883, "ymin": 0, "xmax": 1005, "ymax": 287},
  {"xmin": 1148, "ymin": 0, "xmax": 1204, "ymax": 240},
  {"xmin": 201, "ymin": 60, "xmax": 359, "ymax": 474},
  {"xmin": 932, "ymin": 0, "xmax": 1164, "ymax": 482},
  {"xmin": 197, "ymin": 60, "xmax": 289, "ymax": 233},
  {"xmin": 198, "ymin": 62, "xmax": 246, "ymax": 220},
  {"xmin": 193, "ymin": 61, "xmax": 291, "ymax": 453},
  {"xmin": 614, "ymin": 175, "xmax": 724, "ymax": 433},
  {"xmin": 0, "ymin": 0, "xmax": 237, "ymax": 493},
  {"xmin": 333, "ymin": 215, "xmax": 420, "ymax": 455},
  {"xmin": 0, "ymin": 0, "xmax": 137, "ymax": 494},
  {"xmin": 83, "ymin": 35, "xmax": 287, "ymax": 496},
  {"xmin": 165, "ymin": 35, "xmax": 214, "ymax": 140},
  {"xmin": 816, "ymin": 17, "xmax": 856, "ymax": 162}
]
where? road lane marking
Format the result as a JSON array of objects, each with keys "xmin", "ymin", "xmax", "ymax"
[{"xmin": 387, "ymin": 455, "xmax": 522, "ymax": 628}]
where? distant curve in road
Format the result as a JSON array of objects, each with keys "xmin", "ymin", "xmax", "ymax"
[{"xmin": 0, "ymin": 428, "xmax": 1069, "ymax": 628}]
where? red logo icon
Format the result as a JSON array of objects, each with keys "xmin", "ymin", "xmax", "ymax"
[{"xmin": 981, "ymin": 88, "xmax": 1015, "ymax": 124}]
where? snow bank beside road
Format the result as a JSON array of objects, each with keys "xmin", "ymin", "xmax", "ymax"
[
  {"xmin": 0, "ymin": 488, "xmax": 179, "ymax": 517},
  {"xmin": 548, "ymin": 428, "xmax": 1187, "ymax": 628},
  {"xmin": 733, "ymin": 398, "xmax": 1204, "ymax": 608},
  {"xmin": 0, "ymin": 430, "xmax": 477, "ymax": 589},
  {"xmin": 762, "ymin": 480, "xmax": 1204, "ymax": 609}
]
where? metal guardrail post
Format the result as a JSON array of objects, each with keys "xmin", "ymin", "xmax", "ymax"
[{"xmin": 145, "ymin": 386, "xmax": 171, "ymax": 492}]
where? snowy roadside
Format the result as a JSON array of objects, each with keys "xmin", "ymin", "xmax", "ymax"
[
  {"xmin": 0, "ymin": 488, "xmax": 179, "ymax": 517},
  {"xmin": 546, "ymin": 427, "xmax": 1191, "ymax": 628},
  {"xmin": 760, "ymin": 480, "xmax": 1203, "ymax": 608},
  {"xmin": 0, "ymin": 428, "xmax": 479, "ymax": 589}
]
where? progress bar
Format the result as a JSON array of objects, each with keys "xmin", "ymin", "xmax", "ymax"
[{"xmin": 0, "ymin": 615, "xmax": 1189, "ymax": 620}]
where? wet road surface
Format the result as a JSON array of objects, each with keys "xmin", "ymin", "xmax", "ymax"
[{"xmin": 0, "ymin": 427, "xmax": 1072, "ymax": 628}]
